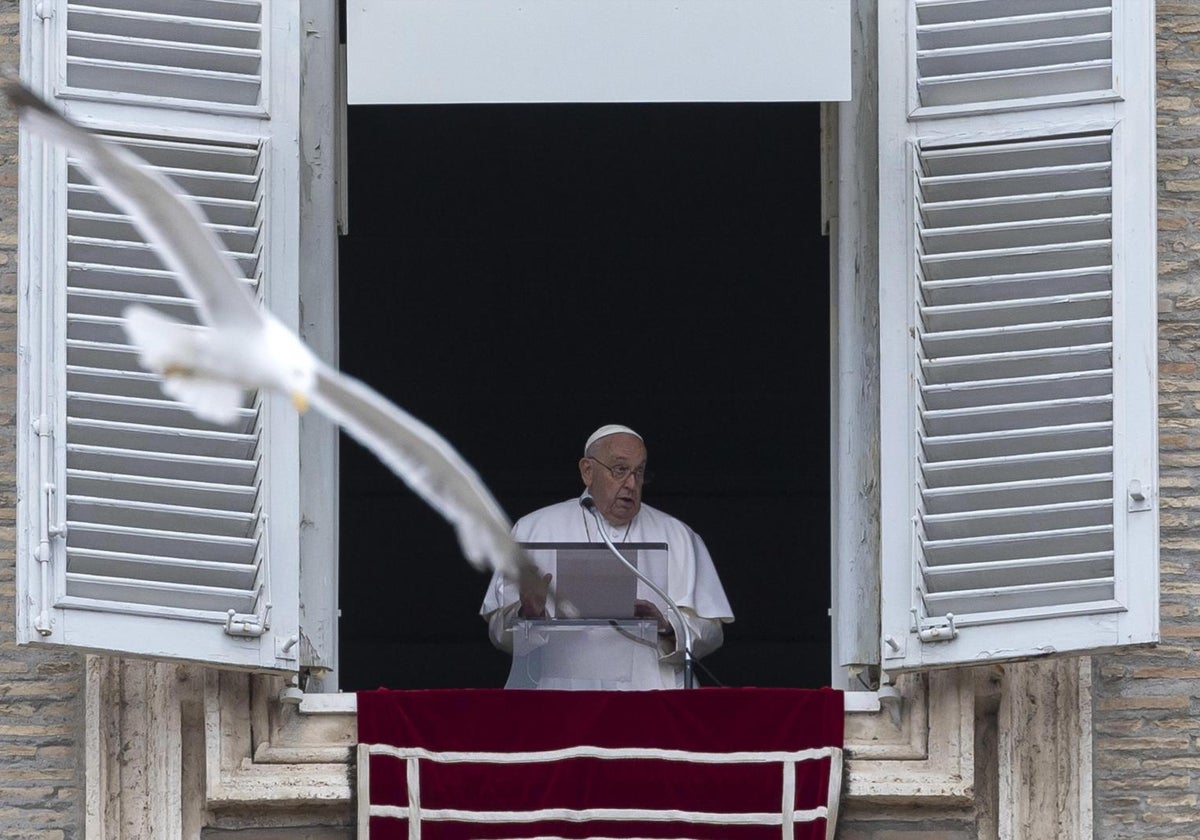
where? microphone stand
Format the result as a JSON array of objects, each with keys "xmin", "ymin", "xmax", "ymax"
[{"xmin": 582, "ymin": 500, "xmax": 695, "ymax": 689}]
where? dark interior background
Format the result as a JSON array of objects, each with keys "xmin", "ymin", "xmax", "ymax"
[{"xmin": 336, "ymin": 102, "xmax": 830, "ymax": 690}]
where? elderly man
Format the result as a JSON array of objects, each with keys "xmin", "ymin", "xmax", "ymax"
[{"xmin": 480, "ymin": 424, "xmax": 733, "ymax": 689}]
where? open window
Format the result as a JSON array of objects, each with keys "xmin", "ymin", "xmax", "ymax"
[{"xmin": 16, "ymin": 0, "xmax": 1157, "ymax": 690}]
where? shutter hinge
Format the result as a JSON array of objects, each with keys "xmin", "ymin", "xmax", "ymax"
[
  {"xmin": 34, "ymin": 2, "xmax": 53, "ymax": 21},
  {"xmin": 912, "ymin": 608, "xmax": 958, "ymax": 644},
  {"xmin": 225, "ymin": 605, "xmax": 271, "ymax": 638}
]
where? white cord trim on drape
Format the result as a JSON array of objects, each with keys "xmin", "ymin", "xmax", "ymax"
[
  {"xmin": 368, "ymin": 743, "xmax": 837, "ymax": 764},
  {"xmin": 361, "ymin": 743, "xmax": 845, "ymax": 839}
]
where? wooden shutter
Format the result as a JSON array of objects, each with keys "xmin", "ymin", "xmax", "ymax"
[
  {"xmin": 17, "ymin": 0, "xmax": 302, "ymax": 670},
  {"xmin": 877, "ymin": 0, "xmax": 1157, "ymax": 670}
]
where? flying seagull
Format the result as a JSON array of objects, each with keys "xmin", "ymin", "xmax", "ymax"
[{"xmin": 4, "ymin": 79, "xmax": 543, "ymax": 593}]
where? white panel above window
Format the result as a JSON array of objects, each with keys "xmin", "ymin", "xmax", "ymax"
[
  {"xmin": 876, "ymin": 0, "xmax": 1156, "ymax": 670},
  {"xmin": 346, "ymin": 0, "xmax": 851, "ymax": 104}
]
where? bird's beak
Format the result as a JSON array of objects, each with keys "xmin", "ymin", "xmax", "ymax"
[{"xmin": 291, "ymin": 390, "xmax": 309, "ymax": 413}]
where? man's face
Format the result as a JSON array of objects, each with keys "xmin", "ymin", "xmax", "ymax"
[{"xmin": 579, "ymin": 433, "xmax": 648, "ymax": 527}]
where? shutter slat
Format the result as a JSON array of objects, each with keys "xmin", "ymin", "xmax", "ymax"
[
  {"xmin": 920, "ymin": 291, "xmax": 1111, "ymax": 332},
  {"xmin": 922, "ymin": 577, "xmax": 1114, "ymax": 614},
  {"xmin": 921, "ymin": 267, "xmax": 1108, "ymax": 303},
  {"xmin": 69, "ymin": 260, "xmax": 180, "ymax": 287},
  {"xmin": 919, "ymin": 187, "xmax": 1111, "ymax": 227},
  {"xmin": 921, "ymin": 524, "xmax": 1114, "ymax": 565},
  {"xmin": 919, "ymin": 162, "xmax": 1111, "ymax": 198},
  {"xmin": 67, "ymin": 391, "xmax": 255, "ymax": 431},
  {"xmin": 922, "ymin": 472, "xmax": 1113, "ymax": 514},
  {"xmin": 67, "ymin": 443, "xmax": 257, "ymax": 484},
  {"xmin": 68, "ymin": 261, "xmax": 259, "ymax": 294},
  {"xmin": 922, "ymin": 446, "xmax": 1113, "ymax": 487},
  {"xmin": 65, "ymin": 572, "xmax": 257, "ymax": 612},
  {"xmin": 915, "ymin": 1, "xmax": 1110, "ymax": 28},
  {"xmin": 917, "ymin": 61, "xmax": 1111, "ymax": 107},
  {"xmin": 921, "ymin": 316, "xmax": 1112, "ymax": 357},
  {"xmin": 919, "ymin": 241, "xmax": 1111, "ymax": 281},
  {"xmin": 71, "ymin": 183, "xmax": 258, "ymax": 224},
  {"xmin": 919, "ymin": 133, "xmax": 1110, "ymax": 171},
  {"xmin": 921, "ymin": 343, "xmax": 1112, "ymax": 384},
  {"xmin": 68, "ymin": 366, "xmax": 180, "ymax": 401},
  {"xmin": 922, "ymin": 498, "xmax": 1112, "ymax": 540},
  {"xmin": 923, "ymin": 550, "xmax": 1113, "ymax": 590},
  {"xmin": 921, "ymin": 421, "xmax": 1113, "ymax": 461},
  {"xmin": 921, "ymin": 369, "xmax": 1112, "ymax": 410},
  {"xmin": 67, "ymin": 495, "xmax": 257, "ymax": 540},
  {"xmin": 66, "ymin": 417, "xmax": 257, "ymax": 460},
  {"xmin": 920, "ymin": 213, "xmax": 1111, "ymax": 252},
  {"xmin": 68, "ymin": 235, "xmax": 258, "ymax": 277},
  {"xmin": 917, "ymin": 31, "xmax": 1111, "ymax": 75},
  {"xmin": 75, "ymin": 0, "xmax": 262, "ymax": 24},
  {"xmin": 68, "ymin": 5, "xmax": 261, "ymax": 38},
  {"xmin": 67, "ymin": 287, "xmax": 196, "ymax": 320},
  {"xmin": 68, "ymin": 468, "xmax": 256, "ymax": 511},
  {"xmin": 917, "ymin": 8, "xmax": 1112, "ymax": 44},
  {"xmin": 68, "ymin": 520, "xmax": 256, "ymax": 555},
  {"xmin": 69, "ymin": 209, "xmax": 258, "ymax": 253},
  {"xmin": 63, "ymin": 59, "xmax": 261, "ymax": 107},
  {"xmin": 67, "ymin": 547, "xmax": 256, "ymax": 589},
  {"xmin": 921, "ymin": 394, "xmax": 1113, "ymax": 436}
]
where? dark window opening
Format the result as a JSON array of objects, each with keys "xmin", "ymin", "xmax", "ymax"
[{"xmin": 337, "ymin": 103, "xmax": 830, "ymax": 689}]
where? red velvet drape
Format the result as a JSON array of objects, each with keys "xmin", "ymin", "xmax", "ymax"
[{"xmin": 358, "ymin": 687, "xmax": 844, "ymax": 840}]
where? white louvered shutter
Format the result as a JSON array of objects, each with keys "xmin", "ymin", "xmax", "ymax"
[
  {"xmin": 16, "ymin": 0, "xmax": 303, "ymax": 671},
  {"xmin": 877, "ymin": 0, "xmax": 1157, "ymax": 670}
]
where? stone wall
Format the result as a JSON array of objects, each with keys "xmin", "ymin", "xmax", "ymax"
[
  {"xmin": 0, "ymin": 3, "xmax": 85, "ymax": 839},
  {"xmin": 1091, "ymin": 4, "xmax": 1200, "ymax": 838}
]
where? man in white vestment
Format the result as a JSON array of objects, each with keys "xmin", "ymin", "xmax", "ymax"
[{"xmin": 481, "ymin": 424, "xmax": 734, "ymax": 689}]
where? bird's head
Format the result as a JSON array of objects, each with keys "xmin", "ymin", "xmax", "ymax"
[{"xmin": 262, "ymin": 317, "xmax": 318, "ymax": 412}]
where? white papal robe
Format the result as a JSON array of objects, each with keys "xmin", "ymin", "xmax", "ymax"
[{"xmin": 480, "ymin": 497, "xmax": 734, "ymax": 689}]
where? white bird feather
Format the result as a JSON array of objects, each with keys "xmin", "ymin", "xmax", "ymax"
[{"xmin": 5, "ymin": 79, "xmax": 540, "ymax": 589}]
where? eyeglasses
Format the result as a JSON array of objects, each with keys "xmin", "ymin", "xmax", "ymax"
[{"xmin": 588, "ymin": 456, "xmax": 653, "ymax": 485}]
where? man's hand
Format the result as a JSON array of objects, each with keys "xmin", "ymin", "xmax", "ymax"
[
  {"xmin": 518, "ymin": 573, "xmax": 553, "ymax": 618},
  {"xmin": 634, "ymin": 599, "xmax": 673, "ymax": 636}
]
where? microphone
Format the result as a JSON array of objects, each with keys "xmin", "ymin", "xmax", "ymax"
[{"xmin": 579, "ymin": 494, "xmax": 696, "ymax": 689}]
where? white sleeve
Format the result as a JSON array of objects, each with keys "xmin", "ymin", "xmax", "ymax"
[{"xmin": 483, "ymin": 600, "xmax": 522, "ymax": 654}]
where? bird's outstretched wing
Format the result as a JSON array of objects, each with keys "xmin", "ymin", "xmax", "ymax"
[
  {"xmin": 2, "ymin": 78, "xmax": 261, "ymax": 331},
  {"xmin": 310, "ymin": 362, "xmax": 539, "ymax": 584},
  {"xmin": 5, "ymin": 78, "xmax": 542, "ymax": 590}
]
